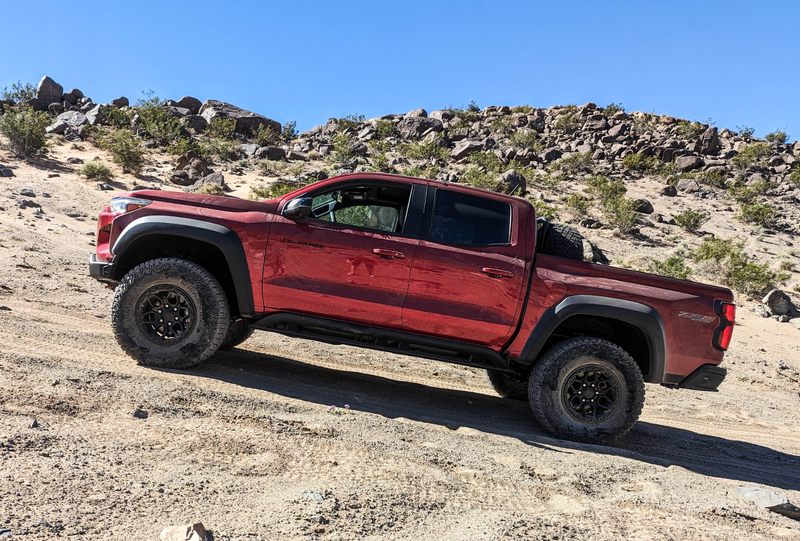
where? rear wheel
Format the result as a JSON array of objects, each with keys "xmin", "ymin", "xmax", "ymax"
[
  {"xmin": 528, "ymin": 337, "xmax": 645, "ymax": 445},
  {"xmin": 111, "ymin": 258, "xmax": 230, "ymax": 368},
  {"xmin": 541, "ymin": 223, "xmax": 584, "ymax": 261},
  {"xmin": 485, "ymin": 370, "xmax": 529, "ymax": 400}
]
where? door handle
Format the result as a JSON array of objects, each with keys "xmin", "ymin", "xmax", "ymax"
[
  {"xmin": 373, "ymin": 248, "xmax": 406, "ymax": 259},
  {"xmin": 480, "ymin": 267, "xmax": 514, "ymax": 278}
]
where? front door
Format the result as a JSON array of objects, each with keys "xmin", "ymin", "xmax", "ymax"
[{"xmin": 262, "ymin": 181, "xmax": 422, "ymax": 329}]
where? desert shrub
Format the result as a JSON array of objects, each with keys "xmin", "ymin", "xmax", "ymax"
[
  {"xmin": 100, "ymin": 105, "xmax": 134, "ymax": 129},
  {"xmin": 533, "ymin": 199, "xmax": 559, "ymax": 221},
  {"xmin": 135, "ymin": 92, "xmax": 182, "ymax": 146},
  {"xmin": 692, "ymin": 237, "xmax": 789, "ymax": 297},
  {"xmin": 1, "ymin": 81, "xmax": 36, "ymax": 102},
  {"xmin": 696, "ymin": 170, "xmax": 728, "ymax": 188},
  {"xmin": 511, "ymin": 105, "xmax": 534, "ymax": 114},
  {"xmin": 674, "ymin": 120, "xmax": 706, "ymax": 139},
  {"xmin": 375, "ymin": 120, "xmax": 395, "ymax": 139},
  {"xmin": 602, "ymin": 102, "xmax": 625, "ymax": 116},
  {"xmin": 563, "ymin": 193, "xmax": 592, "ymax": 219},
  {"xmin": 622, "ymin": 152, "xmax": 659, "ymax": 173},
  {"xmin": 369, "ymin": 152, "xmax": 392, "ymax": 173},
  {"xmin": 251, "ymin": 124, "xmax": 277, "ymax": 146},
  {"xmin": 732, "ymin": 142, "xmax": 771, "ymax": 169},
  {"xmin": 550, "ymin": 152, "xmax": 594, "ymax": 174},
  {"xmin": 790, "ymin": 166, "xmax": 800, "ymax": 187},
  {"xmin": 0, "ymin": 105, "xmax": 50, "ymax": 157},
  {"xmin": 554, "ymin": 105, "xmax": 580, "ymax": 133},
  {"xmin": 331, "ymin": 132, "xmax": 356, "ymax": 167},
  {"xmin": 738, "ymin": 202, "xmax": 776, "ymax": 226},
  {"xmin": 674, "ymin": 209, "xmax": 709, "ymax": 233},
  {"xmin": 281, "ymin": 121, "xmax": 297, "ymax": 142},
  {"xmin": 509, "ymin": 129, "xmax": 541, "ymax": 150},
  {"xmin": 196, "ymin": 138, "xmax": 237, "ymax": 161},
  {"xmin": 402, "ymin": 164, "xmax": 439, "ymax": 180},
  {"xmin": 78, "ymin": 162, "xmax": 114, "ymax": 180},
  {"xmin": 335, "ymin": 114, "xmax": 365, "ymax": 132},
  {"xmin": 585, "ymin": 174, "xmax": 626, "ymax": 203},
  {"xmin": 603, "ymin": 196, "xmax": 639, "ymax": 234},
  {"xmin": 492, "ymin": 115, "xmax": 516, "ymax": 133},
  {"xmin": 166, "ymin": 136, "xmax": 198, "ymax": 156},
  {"xmin": 195, "ymin": 183, "xmax": 226, "ymax": 196},
  {"xmin": 256, "ymin": 159, "xmax": 290, "ymax": 176},
  {"xmin": 398, "ymin": 139, "xmax": 449, "ymax": 161},
  {"xmin": 250, "ymin": 180, "xmax": 305, "ymax": 200},
  {"xmin": 461, "ymin": 166, "xmax": 497, "ymax": 190},
  {"xmin": 206, "ymin": 117, "xmax": 236, "ymax": 141},
  {"xmin": 105, "ymin": 129, "xmax": 144, "ymax": 174},
  {"xmin": 765, "ymin": 129, "xmax": 789, "ymax": 144},
  {"xmin": 736, "ymin": 125, "xmax": 755, "ymax": 138},
  {"xmin": 646, "ymin": 256, "xmax": 691, "ymax": 280}
]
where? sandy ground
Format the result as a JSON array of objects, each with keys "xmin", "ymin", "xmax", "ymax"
[{"xmin": 1, "ymin": 142, "xmax": 800, "ymax": 540}]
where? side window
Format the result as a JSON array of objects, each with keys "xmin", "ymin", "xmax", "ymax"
[
  {"xmin": 307, "ymin": 183, "xmax": 411, "ymax": 234},
  {"xmin": 430, "ymin": 190, "xmax": 511, "ymax": 246}
]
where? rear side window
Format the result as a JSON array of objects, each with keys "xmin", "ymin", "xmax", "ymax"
[{"xmin": 430, "ymin": 190, "xmax": 511, "ymax": 246}]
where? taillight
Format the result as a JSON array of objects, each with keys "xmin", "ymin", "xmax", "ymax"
[{"xmin": 713, "ymin": 301, "xmax": 736, "ymax": 351}]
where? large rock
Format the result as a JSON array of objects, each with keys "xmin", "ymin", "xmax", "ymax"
[
  {"xmin": 676, "ymin": 178, "xmax": 700, "ymax": 193},
  {"xmin": 46, "ymin": 111, "xmax": 88, "ymax": 134},
  {"xmin": 35, "ymin": 76, "xmax": 63, "ymax": 111},
  {"xmin": 700, "ymin": 126, "xmax": 719, "ymax": 155},
  {"xmin": 181, "ymin": 114, "xmax": 208, "ymax": 133},
  {"xmin": 762, "ymin": 289, "xmax": 795, "ymax": 316},
  {"xmin": 198, "ymin": 100, "xmax": 281, "ymax": 136},
  {"xmin": 675, "ymin": 155, "xmax": 703, "ymax": 172},
  {"xmin": 608, "ymin": 123, "xmax": 628, "ymax": 138},
  {"xmin": 85, "ymin": 105, "xmax": 105, "ymax": 126},
  {"xmin": 176, "ymin": 96, "xmax": 202, "ymax": 114},
  {"xmin": 582, "ymin": 114, "xmax": 608, "ymax": 131},
  {"xmin": 397, "ymin": 116, "xmax": 443, "ymax": 139},
  {"xmin": 406, "ymin": 108, "xmax": 427, "ymax": 118},
  {"xmin": 500, "ymin": 169, "xmax": 526, "ymax": 194},
  {"xmin": 110, "ymin": 97, "xmax": 129, "ymax": 108},
  {"xmin": 184, "ymin": 171, "xmax": 227, "ymax": 193},
  {"xmin": 160, "ymin": 522, "xmax": 207, "ymax": 541},
  {"xmin": 451, "ymin": 140, "xmax": 483, "ymax": 160}
]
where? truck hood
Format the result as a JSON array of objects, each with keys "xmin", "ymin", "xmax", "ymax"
[{"xmin": 116, "ymin": 189, "xmax": 279, "ymax": 215}]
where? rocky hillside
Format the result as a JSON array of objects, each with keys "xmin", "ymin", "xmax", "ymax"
[{"xmin": 2, "ymin": 75, "xmax": 800, "ymax": 320}]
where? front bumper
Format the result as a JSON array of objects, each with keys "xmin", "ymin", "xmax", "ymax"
[
  {"xmin": 89, "ymin": 254, "xmax": 117, "ymax": 284},
  {"xmin": 678, "ymin": 364, "xmax": 727, "ymax": 391}
]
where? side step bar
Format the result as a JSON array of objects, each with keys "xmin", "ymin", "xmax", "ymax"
[{"xmin": 252, "ymin": 313, "xmax": 513, "ymax": 373}]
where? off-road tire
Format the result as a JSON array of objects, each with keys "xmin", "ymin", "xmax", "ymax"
[
  {"xmin": 528, "ymin": 337, "xmax": 645, "ymax": 445},
  {"xmin": 219, "ymin": 319, "xmax": 255, "ymax": 350},
  {"xmin": 542, "ymin": 223, "xmax": 584, "ymax": 261},
  {"xmin": 486, "ymin": 370, "xmax": 529, "ymax": 400},
  {"xmin": 111, "ymin": 258, "xmax": 230, "ymax": 369}
]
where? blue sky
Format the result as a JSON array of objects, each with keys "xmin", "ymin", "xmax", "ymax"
[{"xmin": 1, "ymin": 1, "xmax": 797, "ymax": 140}]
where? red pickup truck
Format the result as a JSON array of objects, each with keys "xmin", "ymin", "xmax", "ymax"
[{"xmin": 89, "ymin": 172, "xmax": 735, "ymax": 444}]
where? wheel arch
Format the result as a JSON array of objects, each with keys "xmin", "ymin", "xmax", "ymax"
[
  {"xmin": 517, "ymin": 295, "xmax": 666, "ymax": 383},
  {"xmin": 110, "ymin": 216, "xmax": 255, "ymax": 318}
]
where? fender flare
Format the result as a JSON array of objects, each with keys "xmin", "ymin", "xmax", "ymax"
[
  {"xmin": 111, "ymin": 215, "xmax": 255, "ymax": 317},
  {"xmin": 517, "ymin": 295, "xmax": 666, "ymax": 383}
]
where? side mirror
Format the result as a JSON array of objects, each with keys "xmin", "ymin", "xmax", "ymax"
[{"xmin": 283, "ymin": 197, "xmax": 313, "ymax": 220}]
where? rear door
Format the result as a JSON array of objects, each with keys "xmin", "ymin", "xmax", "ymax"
[
  {"xmin": 261, "ymin": 179, "xmax": 425, "ymax": 330},
  {"xmin": 402, "ymin": 186, "xmax": 527, "ymax": 347}
]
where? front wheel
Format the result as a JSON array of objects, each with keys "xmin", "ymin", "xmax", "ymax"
[
  {"xmin": 528, "ymin": 337, "xmax": 645, "ymax": 445},
  {"xmin": 111, "ymin": 258, "xmax": 230, "ymax": 368}
]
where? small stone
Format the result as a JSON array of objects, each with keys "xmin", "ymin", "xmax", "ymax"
[
  {"xmin": 634, "ymin": 198, "xmax": 654, "ymax": 214},
  {"xmin": 737, "ymin": 486, "xmax": 788, "ymax": 508},
  {"xmin": 29, "ymin": 419, "xmax": 38, "ymax": 428},
  {"xmin": 67, "ymin": 157, "xmax": 84, "ymax": 164},
  {"xmin": 19, "ymin": 188, "xmax": 35, "ymax": 197},
  {"xmin": 160, "ymin": 523, "xmax": 207, "ymax": 541},
  {"xmin": 132, "ymin": 409, "xmax": 148, "ymax": 419},
  {"xmin": 661, "ymin": 185, "xmax": 678, "ymax": 197},
  {"xmin": 779, "ymin": 315, "xmax": 790, "ymax": 323},
  {"xmin": 302, "ymin": 492, "xmax": 324, "ymax": 502}
]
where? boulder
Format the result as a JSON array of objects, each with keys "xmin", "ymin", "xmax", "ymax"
[
  {"xmin": 176, "ymin": 96, "xmax": 202, "ymax": 114},
  {"xmin": 181, "ymin": 114, "xmax": 208, "ymax": 133},
  {"xmin": 608, "ymin": 123, "xmax": 628, "ymax": 138},
  {"xmin": 198, "ymin": 99, "xmax": 281, "ymax": 136},
  {"xmin": 160, "ymin": 523, "xmax": 207, "ymax": 541},
  {"xmin": 430, "ymin": 109, "xmax": 455, "ymax": 122},
  {"xmin": 79, "ymin": 101, "xmax": 96, "ymax": 113},
  {"xmin": 48, "ymin": 102, "xmax": 64, "ymax": 114},
  {"xmin": 451, "ymin": 140, "xmax": 483, "ymax": 160},
  {"xmin": 255, "ymin": 146, "xmax": 286, "ymax": 160},
  {"xmin": 700, "ymin": 126, "xmax": 720, "ymax": 155},
  {"xmin": 35, "ymin": 76, "xmax": 63, "ymax": 111},
  {"xmin": 110, "ymin": 97, "xmax": 129, "ymax": 108},
  {"xmin": 661, "ymin": 185, "xmax": 678, "ymax": 197},
  {"xmin": 634, "ymin": 198, "xmax": 654, "ymax": 214},
  {"xmin": 676, "ymin": 178, "xmax": 700, "ymax": 193},
  {"xmin": 539, "ymin": 148, "xmax": 562, "ymax": 163},
  {"xmin": 57, "ymin": 110, "xmax": 88, "ymax": 128},
  {"xmin": 397, "ymin": 116, "xmax": 443, "ymax": 139},
  {"xmin": 184, "ymin": 171, "xmax": 227, "ymax": 193},
  {"xmin": 500, "ymin": 169, "xmax": 526, "ymax": 194},
  {"xmin": 675, "ymin": 155, "xmax": 703, "ymax": 172},
  {"xmin": 582, "ymin": 114, "xmax": 608, "ymax": 131},
  {"xmin": 406, "ymin": 108, "xmax": 427, "ymax": 118},
  {"xmin": 85, "ymin": 104, "xmax": 105, "ymax": 126},
  {"xmin": 241, "ymin": 143, "xmax": 260, "ymax": 156},
  {"xmin": 762, "ymin": 289, "xmax": 795, "ymax": 316}
]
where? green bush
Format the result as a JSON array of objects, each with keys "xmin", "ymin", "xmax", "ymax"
[
  {"xmin": 253, "ymin": 124, "xmax": 279, "ymax": 146},
  {"xmin": 402, "ymin": 164, "xmax": 439, "ymax": 180},
  {"xmin": 603, "ymin": 196, "xmax": 639, "ymax": 234},
  {"xmin": 197, "ymin": 138, "xmax": 237, "ymax": 161},
  {"xmin": 398, "ymin": 139, "xmax": 449, "ymax": 161},
  {"xmin": 0, "ymin": 105, "xmax": 50, "ymax": 157},
  {"xmin": 790, "ymin": 166, "xmax": 800, "ymax": 186},
  {"xmin": 646, "ymin": 256, "xmax": 691, "ymax": 280},
  {"xmin": 335, "ymin": 114, "xmax": 365, "ymax": 132},
  {"xmin": 375, "ymin": 120, "xmax": 395, "ymax": 139},
  {"xmin": 509, "ymin": 129, "xmax": 541, "ymax": 151},
  {"xmin": 765, "ymin": 129, "xmax": 789, "ymax": 144},
  {"xmin": 732, "ymin": 142, "xmax": 771, "ymax": 169},
  {"xmin": 331, "ymin": 132, "xmax": 356, "ymax": 167},
  {"xmin": 256, "ymin": 159, "xmax": 289, "ymax": 176},
  {"xmin": 467, "ymin": 100, "xmax": 480, "ymax": 113},
  {"xmin": 281, "ymin": 120, "xmax": 297, "ymax": 142},
  {"xmin": 105, "ymin": 129, "xmax": 144, "ymax": 174},
  {"xmin": 100, "ymin": 105, "xmax": 134, "ymax": 129},
  {"xmin": 550, "ymin": 152, "xmax": 594, "ymax": 174},
  {"xmin": 195, "ymin": 183, "xmax": 226, "ymax": 196},
  {"xmin": 511, "ymin": 105, "xmax": 534, "ymax": 114},
  {"xmin": 585, "ymin": 175, "xmax": 626, "ymax": 203},
  {"xmin": 674, "ymin": 209, "xmax": 709, "ymax": 233},
  {"xmin": 697, "ymin": 170, "xmax": 728, "ymax": 188},
  {"xmin": 250, "ymin": 179, "xmax": 305, "ymax": 200},
  {"xmin": 369, "ymin": 152, "xmax": 392, "ymax": 173},
  {"xmin": 461, "ymin": 166, "xmax": 497, "ymax": 190},
  {"xmin": 602, "ymin": 102, "xmax": 625, "ymax": 116},
  {"xmin": 736, "ymin": 125, "xmax": 755, "ymax": 138},
  {"xmin": 78, "ymin": 162, "xmax": 114, "ymax": 180},
  {"xmin": 533, "ymin": 199, "xmax": 558, "ymax": 221},
  {"xmin": 563, "ymin": 193, "xmax": 592, "ymax": 219},
  {"xmin": 738, "ymin": 202, "xmax": 776, "ymax": 226},
  {"xmin": 554, "ymin": 106, "xmax": 580, "ymax": 133},
  {"xmin": 692, "ymin": 237, "xmax": 789, "ymax": 297},
  {"xmin": 622, "ymin": 152, "xmax": 659, "ymax": 173},
  {"xmin": 675, "ymin": 120, "xmax": 706, "ymax": 139},
  {"xmin": 492, "ymin": 116, "xmax": 516, "ymax": 133},
  {"xmin": 1, "ymin": 81, "xmax": 36, "ymax": 102},
  {"xmin": 207, "ymin": 117, "xmax": 236, "ymax": 141},
  {"xmin": 135, "ymin": 92, "xmax": 182, "ymax": 146},
  {"xmin": 166, "ymin": 136, "xmax": 198, "ymax": 156}
]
